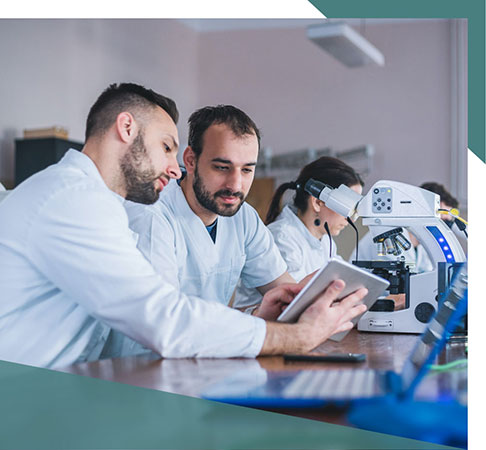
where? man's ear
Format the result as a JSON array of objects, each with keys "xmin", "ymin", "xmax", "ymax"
[
  {"xmin": 115, "ymin": 112, "xmax": 138, "ymax": 143},
  {"xmin": 183, "ymin": 147, "xmax": 197, "ymax": 174}
]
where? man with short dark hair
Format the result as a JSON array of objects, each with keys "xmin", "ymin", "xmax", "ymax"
[
  {"xmin": 0, "ymin": 84, "xmax": 367, "ymax": 368},
  {"xmin": 126, "ymin": 105, "xmax": 298, "ymax": 316}
]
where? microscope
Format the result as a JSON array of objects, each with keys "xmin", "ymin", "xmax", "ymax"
[{"xmin": 304, "ymin": 179, "xmax": 466, "ymax": 334}]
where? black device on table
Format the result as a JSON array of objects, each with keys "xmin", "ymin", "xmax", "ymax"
[{"xmin": 284, "ymin": 353, "xmax": 366, "ymax": 363}]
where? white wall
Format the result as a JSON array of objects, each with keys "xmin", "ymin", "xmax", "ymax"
[
  {"xmin": 0, "ymin": 19, "xmax": 467, "ymax": 202},
  {"xmin": 197, "ymin": 20, "xmax": 460, "ymax": 193},
  {"xmin": 0, "ymin": 19, "xmax": 199, "ymax": 187}
]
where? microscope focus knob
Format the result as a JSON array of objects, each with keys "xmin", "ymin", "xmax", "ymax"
[{"xmin": 414, "ymin": 302, "xmax": 436, "ymax": 323}]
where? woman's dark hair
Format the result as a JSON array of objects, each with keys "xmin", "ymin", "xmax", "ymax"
[{"xmin": 265, "ymin": 156, "xmax": 364, "ymax": 225}]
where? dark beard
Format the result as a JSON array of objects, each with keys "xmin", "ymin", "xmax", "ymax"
[
  {"xmin": 121, "ymin": 132, "xmax": 160, "ymax": 205},
  {"xmin": 192, "ymin": 166, "xmax": 245, "ymax": 216}
]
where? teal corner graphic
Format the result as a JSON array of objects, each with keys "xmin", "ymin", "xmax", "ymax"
[
  {"xmin": 308, "ymin": 0, "xmax": 485, "ymax": 163},
  {"xmin": 0, "ymin": 360, "xmax": 461, "ymax": 449}
]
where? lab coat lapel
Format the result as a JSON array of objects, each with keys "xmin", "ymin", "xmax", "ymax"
[
  {"xmin": 173, "ymin": 185, "xmax": 221, "ymax": 266},
  {"xmin": 214, "ymin": 216, "xmax": 232, "ymax": 252}
]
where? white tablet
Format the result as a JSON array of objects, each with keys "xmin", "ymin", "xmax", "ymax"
[{"xmin": 277, "ymin": 258, "xmax": 390, "ymax": 341}]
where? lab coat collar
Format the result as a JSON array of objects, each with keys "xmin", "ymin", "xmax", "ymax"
[
  {"xmin": 165, "ymin": 181, "xmax": 224, "ymax": 248},
  {"xmin": 167, "ymin": 181, "xmax": 207, "ymax": 225},
  {"xmin": 60, "ymin": 149, "xmax": 125, "ymax": 203},
  {"xmin": 280, "ymin": 205, "xmax": 323, "ymax": 250}
]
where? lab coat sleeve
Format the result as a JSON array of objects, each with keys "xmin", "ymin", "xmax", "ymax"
[
  {"xmin": 272, "ymin": 230, "xmax": 307, "ymax": 282},
  {"xmin": 26, "ymin": 185, "xmax": 266, "ymax": 358},
  {"xmin": 240, "ymin": 206, "xmax": 287, "ymax": 289},
  {"xmin": 233, "ymin": 280, "xmax": 263, "ymax": 309},
  {"xmin": 416, "ymin": 244, "xmax": 435, "ymax": 273},
  {"xmin": 233, "ymin": 229, "xmax": 305, "ymax": 309}
]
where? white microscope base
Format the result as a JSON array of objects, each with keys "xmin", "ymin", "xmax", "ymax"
[
  {"xmin": 357, "ymin": 271, "xmax": 437, "ymax": 333},
  {"xmin": 357, "ymin": 309, "xmax": 426, "ymax": 333}
]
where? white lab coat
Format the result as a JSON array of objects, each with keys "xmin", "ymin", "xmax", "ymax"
[
  {"xmin": 234, "ymin": 205, "xmax": 339, "ymax": 308},
  {"xmin": 0, "ymin": 182, "xmax": 8, "ymax": 203},
  {"xmin": 125, "ymin": 181, "xmax": 287, "ymax": 305},
  {"xmin": 0, "ymin": 150, "xmax": 266, "ymax": 368}
]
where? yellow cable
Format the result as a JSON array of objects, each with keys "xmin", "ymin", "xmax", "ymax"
[{"xmin": 437, "ymin": 208, "xmax": 468, "ymax": 226}]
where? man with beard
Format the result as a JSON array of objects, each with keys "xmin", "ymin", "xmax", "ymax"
[
  {"xmin": 0, "ymin": 85, "xmax": 367, "ymax": 368},
  {"xmin": 126, "ymin": 106, "xmax": 298, "ymax": 315}
]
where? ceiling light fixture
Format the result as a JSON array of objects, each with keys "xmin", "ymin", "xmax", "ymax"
[{"xmin": 307, "ymin": 22, "xmax": 385, "ymax": 68}]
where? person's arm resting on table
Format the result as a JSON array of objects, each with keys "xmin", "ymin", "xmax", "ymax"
[
  {"xmin": 29, "ymin": 187, "xmax": 265, "ymax": 359},
  {"xmin": 259, "ymin": 280, "xmax": 367, "ymax": 355},
  {"xmin": 29, "ymin": 187, "xmax": 366, "ymax": 360}
]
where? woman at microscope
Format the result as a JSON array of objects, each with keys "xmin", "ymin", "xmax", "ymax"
[{"xmin": 234, "ymin": 156, "xmax": 363, "ymax": 309}]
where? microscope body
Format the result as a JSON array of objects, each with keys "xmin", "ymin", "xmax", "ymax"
[{"xmin": 354, "ymin": 181, "xmax": 466, "ymax": 333}]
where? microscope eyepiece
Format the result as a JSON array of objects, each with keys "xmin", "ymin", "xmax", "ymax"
[{"xmin": 304, "ymin": 179, "xmax": 327, "ymax": 198}]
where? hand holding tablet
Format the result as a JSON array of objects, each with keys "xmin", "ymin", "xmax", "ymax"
[{"xmin": 278, "ymin": 258, "xmax": 390, "ymax": 341}]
